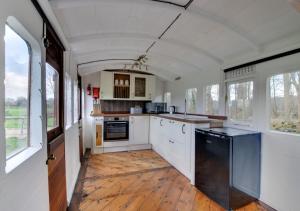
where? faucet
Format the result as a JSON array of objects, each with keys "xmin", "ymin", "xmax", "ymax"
[{"xmin": 184, "ymin": 98, "xmax": 187, "ymax": 118}]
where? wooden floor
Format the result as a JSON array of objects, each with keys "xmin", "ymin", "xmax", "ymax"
[{"xmin": 70, "ymin": 150, "xmax": 274, "ymax": 211}]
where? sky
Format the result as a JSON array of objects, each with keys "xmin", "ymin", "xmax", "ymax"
[{"xmin": 4, "ymin": 25, "xmax": 29, "ymax": 100}]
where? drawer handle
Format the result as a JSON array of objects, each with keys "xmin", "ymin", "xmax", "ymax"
[{"xmin": 182, "ymin": 124, "xmax": 186, "ymax": 134}]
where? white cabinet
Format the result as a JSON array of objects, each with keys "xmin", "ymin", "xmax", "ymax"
[
  {"xmin": 92, "ymin": 117, "xmax": 104, "ymax": 154},
  {"xmin": 129, "ymin": 116, "xmax": 150, "ymax": 145},
  {"xmin": 130, "ymin": 74, "xmax": 156, "ymax": 101},
  {"xmin": 149, "ymin": 117, "xmax": 192, "ymax": 179},
  {"xmin": 100, "ymin": 72, "xmax": 155, "ymax": 100},
  {"xmin": 150, "ymin": 116, "xmax": 160, "ymax": 148},
  {"xmin": 146, "ymin": 75, "xmax": 156, "ymax": 100},
  {"xmin": 100, "ymin": 71, "xmax": 113, "ymax": 99}
]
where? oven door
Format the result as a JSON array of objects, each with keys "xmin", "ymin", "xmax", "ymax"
[{"xmin": 104, "ymin": 121, "xmax": 129, "ymax": 141}]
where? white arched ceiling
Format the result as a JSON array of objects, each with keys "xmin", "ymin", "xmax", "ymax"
[
  {"xmin": 50, "ymin": 0, "xmax": 300, "ymax": 77},
  {"xmin": 77, "ymin": 61, "xmax": 180, "ymax": 81},
  {"xmin": 75, "ymin": 49, "xmax": 202, "ymax": 76}
]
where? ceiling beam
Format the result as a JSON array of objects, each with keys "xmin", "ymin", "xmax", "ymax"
[
  {"xmin": 51, "ymin": 0, "xmax": 261, "ymax": 51},
  {"xmin": 69, "ymin": 32, "xmax": 223, "ymax": 64},
  {"xmin": 77, "ymin": 61, "xmax": 179, "ymax": 81},
  {"xmin": 74, "ymin": 48, "xmax": 207, "ymax": 74}
]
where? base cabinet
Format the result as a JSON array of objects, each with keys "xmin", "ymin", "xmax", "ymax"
[
  {"xmin": 150, "ymin": 117, "xmax": 192, "ymax": 179},
  {"xmin": 129, "ymin": 116, "xmax": 150, "ymax": 145}
]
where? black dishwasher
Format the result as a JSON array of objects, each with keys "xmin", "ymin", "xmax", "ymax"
[{"xmin": 195, "ymin": 128, "xmax": 261, "ymax": 210}]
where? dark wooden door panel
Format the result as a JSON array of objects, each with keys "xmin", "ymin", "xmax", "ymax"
[{"xmin": 47, "ymin": 134, "xmax": 67, "ymax": 211}]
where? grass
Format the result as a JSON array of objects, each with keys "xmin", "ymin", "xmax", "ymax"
[
  {"xmin": 6, "ymin": 137, "xmax": 27, "ymax": 157},
  {"xmin": 271, "ymin": 119, "xmax": 300, "ymax": 134}
]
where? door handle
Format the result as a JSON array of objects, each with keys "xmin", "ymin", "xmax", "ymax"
[{"xmin": 46, "ymin": 154, "xmax": 56, "ymax": 165}]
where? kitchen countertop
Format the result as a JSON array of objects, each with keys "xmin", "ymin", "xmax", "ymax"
[{"xmin": 91, "ymin": 113, "xmax": 224, "ymax": 125}]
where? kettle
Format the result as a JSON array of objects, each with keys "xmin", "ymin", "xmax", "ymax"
[{"xmin": 169, "ymin": 106, "xmax": 176, "ymax": 114}]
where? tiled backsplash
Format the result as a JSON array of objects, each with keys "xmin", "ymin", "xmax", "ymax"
[{"xmin": 100, "ymin": 100, "xmax": 150, "ymax": 113}]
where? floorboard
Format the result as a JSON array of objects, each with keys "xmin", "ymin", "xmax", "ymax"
[{"xmin": 69, "ymin": 150, "xmax": 276, "ymax": 211}]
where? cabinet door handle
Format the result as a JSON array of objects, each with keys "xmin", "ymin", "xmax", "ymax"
[
  {"xmin": 182, "ymin": 124, "xmax": 186, "ymax": 134},
  {"xmin": 160, "ymin": 119, "xmax": 163, "ymax": 126},
  {"xmin": 169, "ymin": 140, "xmax": 174, "ymax": 144}
]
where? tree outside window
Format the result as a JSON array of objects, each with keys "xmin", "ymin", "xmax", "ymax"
[
  {"xmin": 186, "ymin": 88, "xmax": 197, "ymax": 113},
  {"xmin": 270, "ymin": 71, "xmax": 300, "ymax": 134},
  {"xmin": 205, "ymin": 84, "xmax": 219, "ymax": 115},
  {"xmin": 227, "ymin": 81, "xmax": 253, "ymax": 123}
]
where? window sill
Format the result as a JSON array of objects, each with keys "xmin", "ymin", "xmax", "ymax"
[
  {"xmin": 5, "ymin": 146, "xmax": 42, "ymax": 174},
  {"xmin": 266, "ymin": 130, "xmax": 300, "ymax": 137}
]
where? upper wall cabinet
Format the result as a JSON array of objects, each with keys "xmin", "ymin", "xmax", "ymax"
[
  {"xmin": 100, "ymin": 71, "xmax": 156, "ymax": 101},
  {"xmin": 100, "ymin": 71, "xmax": 114, "ymax": 99}
]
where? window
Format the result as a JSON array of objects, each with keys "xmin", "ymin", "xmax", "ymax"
[
  {"xmin": 269, "ymin": 71, "xmax": 300, "ymax": 134},
  {"xmin": 186, "ymin": 88, "xmax": 197, "ymax": 113},
  {"xmin": 164, "ymin": 92, "xmax": 171, "ymax": 110},
  {"xmin": 227, "ymin": 80, "xmax": 253, "ymax": 123},
  {"xmin": 46, "ymin": 63, "xmax": 59, "ymax": 131},
  {"xmin": 73, "ymin": 80, "xmax": 78, "ymax": 123},
  {"xmin": 65, "ymin": 74, "xmax": 72, "ymax": 128},
  {"xmin": 4, "ymin": 24, "xmax": 31, "ymax": 158},
  {"xmin": 204, "ymin": 84, "xmax": 219, "ymax": 115}
]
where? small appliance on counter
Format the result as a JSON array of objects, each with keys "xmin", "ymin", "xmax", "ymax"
[
  {"xmin": 169, "ymin": 106, "xmax": 176, "ymax": 114},
  {"xmin": 130, "ymin": 106, "xmax": 143, "ymax": 114},
  {"xmin": 195, "ymin": 127, "xmax": 261, "ymax": 210},
  {"xmin": 145, "ymin": 102, "xmax": 167, "ymax": 114}
]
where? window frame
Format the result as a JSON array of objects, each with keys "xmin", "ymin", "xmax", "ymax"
[
  {"xmin": 73, "ymin": 79, "xmax": 79, "ymax": 124},
  {"xmin": 46, "ymin": 26, "xmax": 64, "ymax": 142},
  {"xmin": 185, "ymin": 88, "xmax": 197, "ymax": 114},
  {"xmin": 65, "ymin": 73, "xmax": 73, "ymax": 129},
  {"xmin": 4, "ymin": 24, "xmax": 32, "ymax": 159},
  {"xmin": 204, "ymin": 84, "xmax": 220, "ymax": 115},
  {"xmin": 225, "ymin": 78, "xmax": 254, "ymax": 126},
  {"xmin": 267, "ymin": 70, "xmax": 300, "ymax": 135},
  {"xmin": 164, "ymin": 92, "xmax": 171, "ymax": 111}
]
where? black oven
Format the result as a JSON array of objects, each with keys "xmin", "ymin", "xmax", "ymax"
[{"xmin": 104, "ymin": 116, "xmax": 129, "ymax": 141}]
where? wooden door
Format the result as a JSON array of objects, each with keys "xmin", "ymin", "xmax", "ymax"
[
  {"xmin": 47, "ymin": 135, "xmax": 67, "ymax": 211},
  {"xmin": 45, "ymin": 24, "xmax": 67, "ymax": 211}
]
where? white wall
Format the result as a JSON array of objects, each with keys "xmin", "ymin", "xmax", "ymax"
[
  {"xmin": 0, "ymin": 0, "xmax": 49, "ymax": 211},
  {"xmin": 165, "ymin": 53, "xmax": 300, "ymax": 211},
  {"xmin": 64, "ymin": 52, "xmax": 81, "ymax": 204},
  {"xmin": 82, "ymin": 71, "xmax": 101, "ymax": 149},
  {"xmin": 0, "ymin": 2, "xmax": 81, "ymax": 210},
  {"xmin": 165, "ymin": 69, "xmax": 224, "ymax": 114}
]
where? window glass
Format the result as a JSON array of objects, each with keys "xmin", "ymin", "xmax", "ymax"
[
  {"xmin": 4, "ymin": 25, "xmax": 30, "ymax": 158},
  {"xmin": 66, "ymin": 74, "xmax": 72, "ymax": 128},
  {"xmin": 270, "ymin": 71, "xmax": 300, "ymax": 134},
  {"xmin": 164, "ymin": 92, "xmax": 171, "ymax": 110},
  {"xmin": 227, "ymin": 81, "xmax": 253, "ymax": 123},
  {"xmin": 186, "ymin": 88, "xmax": 197, "ymax": 113},
  {"xmin": 46, "ymin": 63, "xmax": 59, "ymax": 131},
  {"xmin": 205, "ymin": 84, "xmax": 219, "ymax": 115},
  {"xmin": 73, "ymin": 81, "xmax": 78, "ymax": 123}
]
